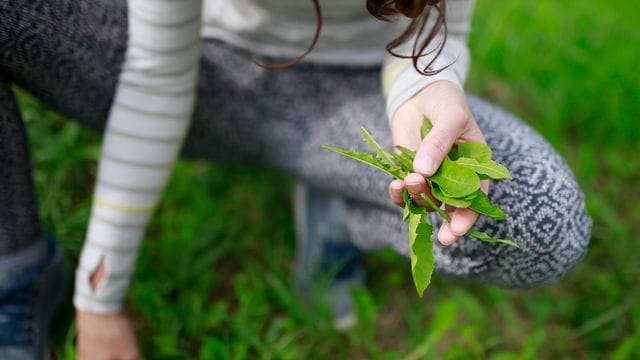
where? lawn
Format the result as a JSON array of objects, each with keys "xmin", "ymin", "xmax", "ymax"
[{"xmin": 17, "ymin": 0, "xmax": 640, "ymax": 358}]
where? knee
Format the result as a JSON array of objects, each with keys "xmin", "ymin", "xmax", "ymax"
[{"xmin": 506, "ymin": 176, "xmax": 592, "ymax": 289}]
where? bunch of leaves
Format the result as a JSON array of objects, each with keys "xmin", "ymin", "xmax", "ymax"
[{"xmin": 323, "ymin": 117, "xmax": 519, "ymax": 298}]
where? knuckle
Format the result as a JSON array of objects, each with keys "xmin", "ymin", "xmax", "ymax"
[
  {"xmin": 444, "ymin": 105, "xmax": 470, "ymax": 122},
  {"xmin": 440, "ymin": 106, "xmax": 471, "ymax": 131}
]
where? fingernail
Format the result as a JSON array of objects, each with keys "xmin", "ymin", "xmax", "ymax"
[
  {"xmin": 440, "ymin": 236, "xmax": 457, "ymax": 246},
  {"xmin": 414, "ymin": 156, "xmax": 435, "ymax": 176},
  {"xmin": 438, "ymin": 232, "xmax": 456, "ymax": 246}
]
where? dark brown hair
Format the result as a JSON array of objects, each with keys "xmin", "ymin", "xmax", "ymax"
[
  {"xmin": 252, "ymin": 0, "xmax": 323, "ymax": 69},
  {"xmin": 367, "ymin": 0, "xmax": 448, "ymax": 75},
  {"xmin": 255, "ymin": 0, "xmax": 447, "ymax": 76}
]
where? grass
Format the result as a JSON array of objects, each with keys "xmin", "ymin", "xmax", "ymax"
[{"xmin": 15, "ymin": 0, "xmax": 640, "ymax": 358}]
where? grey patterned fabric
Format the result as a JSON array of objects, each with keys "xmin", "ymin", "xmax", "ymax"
[
  {"xmin": 0, "ymin": 0, "xmax": 591, "ymax": 287},
  {"xmin": 0, "ymin": 72, "xmax": 44, "ymax": 257}
]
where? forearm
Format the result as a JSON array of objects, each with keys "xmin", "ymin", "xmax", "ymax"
[{"xmin": 74, "ymin": 0, "xmax": 203, "ymax": 314}]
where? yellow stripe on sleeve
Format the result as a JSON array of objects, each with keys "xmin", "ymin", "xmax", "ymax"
[
  {"xmin": 93, "ymin": 196, "xmax": 155, "ymax": 214},
  {"xmin": 382, "ymin": 59, "xmax": 412, "ymax": 96}
]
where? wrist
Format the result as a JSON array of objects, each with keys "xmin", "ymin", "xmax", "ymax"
[
  {"xmin": 73, "ymin": 293, "xmax": 123, "ymax": 315},
  {"xmin": 385, "ymin": 67, "xmax": 462, "ymax": 124}
]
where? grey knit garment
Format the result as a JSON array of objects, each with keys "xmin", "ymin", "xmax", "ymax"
[{"xmin": 0, "ymin": 0, "xmax": 591, "ymax": 288}]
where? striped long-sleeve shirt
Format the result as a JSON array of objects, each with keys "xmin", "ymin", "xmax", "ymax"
[{"xmin": 74, "ymin": 0, "xmax": 473, "ymax": 314}]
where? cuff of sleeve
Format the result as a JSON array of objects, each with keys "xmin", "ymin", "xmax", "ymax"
[
  {"xmin": 73, "ymin": 265, "xmax": 128, "ymax": 314},
  {"xmin": 72, "ymin": 238, "xmax": 139, "ymax": 314},
  {"xmin": 73, "ymin": 292, "xmax": 123, "ymax": 314},
  {"xmin": 385, "ymin": 68, "xmax": 463, "ymax": 124}
]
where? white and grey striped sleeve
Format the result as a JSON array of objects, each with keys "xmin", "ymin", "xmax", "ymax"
[
  {"xmin": 73, "ymin": 0, "xmax": 203, "ymax": 314},
  {"xmin": 381, "ymin": 0, "xmax": 474, "ymax": 122}
]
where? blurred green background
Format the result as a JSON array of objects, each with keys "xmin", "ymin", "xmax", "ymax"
[{"xmin": 17, "ymin": 0, "xmax": 639, "ymax": 358}]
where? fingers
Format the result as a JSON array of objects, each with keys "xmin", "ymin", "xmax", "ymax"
[
  {"xmin": 387, "ymin": 175, "xmax": 429, "ymax": 208},
  {"xmin": 413, "ymin": 108, "xmax": 468, "ymax": 176},
  {"xmin": 388, "ymin": 180, "xmax": 405, "ymax": 207},
  {"xmin": 388, "ymin": 173, "xmax": 442, "ymax": 211},
  {"xmin": 437, "ymin": 181, "xmax": 490, "ymax": 245},
  {"xmin": 404, "ymin": 173, "xmax": 430, "ymax": 207},
  {"xmin": 437, "ymin": 208, "xmax": 479, "ymax": 245},
  {"xmin": 437, "ymin": 221, "xmax": 458, "ymax": 245},
  {"xmin": 413, "ymin": 109, "xmax": 487, "ymax": 177},
  {"xmin": 388, "ymin": 81, "xmax": 492, "ymax": 245},
  {"xmin": 390, "ymin": 177, "xmax": 486, "ymax": 246},
  {"xmin": 450, "ymin": 208, "xmax": 480, "ymax": 236},
  {"xmin": 412, "ymin": 108, "xmax": 486, "ymax": 244}
]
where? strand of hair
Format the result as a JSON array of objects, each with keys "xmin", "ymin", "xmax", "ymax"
[{"xmin": 252, "ymin": 0, "xmax": 323, "ymax": 69}]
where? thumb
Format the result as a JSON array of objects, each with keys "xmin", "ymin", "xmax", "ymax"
[{"xmin": 413, "ymin": 111, "xmax": 468, "ymax": 177}]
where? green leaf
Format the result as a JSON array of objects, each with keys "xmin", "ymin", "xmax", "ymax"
[
  {"xmin": 403, "ymin": 187, "xmax": 411, "ymax": 203},
  {"xmin": 325, "ymin": 128, "xmax": 520, "ymax": 300},
  {"xmin": 402, "ymin": 203, "xmax": 410, "ymax": 223},
  {"xmin": 413, "ymin": 222, "xmax": 434, "ymax": 298},
  {"xmin": 421, "ymin": 116, "xmax": 433, "ymax": 140},
  {"xmin": 468, "ymin": 190, "xmax": 507, "ymax": 220},
  {"xmin": 395, "ymin": 145, "xmax": 416, "ymax": 159},
  {"xmin": 467, "ymin": 229, "xmax": 519, "ymax": 248},
  {"xmin": 457, "ymin": 142, "xmax": 492, "ymax": 162},
  {"xmin": 447, "ymin": 146, "xmax": 460, "ymax": 161},
  {"xmin": 322, "ymin": 145, "xmax": 404, "ymax": 178},
  {"xmin": 454, "ymin": 157, "xmax": 512, "ymax": 180},
  {"xmin": 430, "ymin": 159, "xmax": 481, "ymax": 198},
  {"xmin": 430, "ymin": 183, "xmax": 473, "ymax": 208},
  {"xmin": 359, "ymin": 127, "xmax": 396, "ymax": 168},
  {"xmin": 388, "ymin": 150, "xmax": 413, "ymax": 173},
  {"xmin": 407, "ymin": 201, "xmax": 434, "ymax": 298},
  {"xmin": 458, "ymin": 190, "xmax": 482, "ymax": 201},
  {"xmin": 402, "ymin": 190, "xmax": 411, "ymax": 222}
]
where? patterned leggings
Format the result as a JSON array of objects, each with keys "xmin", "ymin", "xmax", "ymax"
[{"xmin": 0, "ymin": 0, "xmax": 591, "ymax": 288}]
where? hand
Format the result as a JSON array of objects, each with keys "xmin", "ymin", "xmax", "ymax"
[
  {"xmin": 76, "ymin": 310, "xmax": 141, "ymax": 360},
  {"xmin": 387, "ymin": 80, "xmax": 489, "ymax": 245}
]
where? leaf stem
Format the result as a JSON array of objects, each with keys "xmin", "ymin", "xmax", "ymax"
[{"xmin": 419, "ymin": 193, "xmax": 450, "ymax": 222}]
